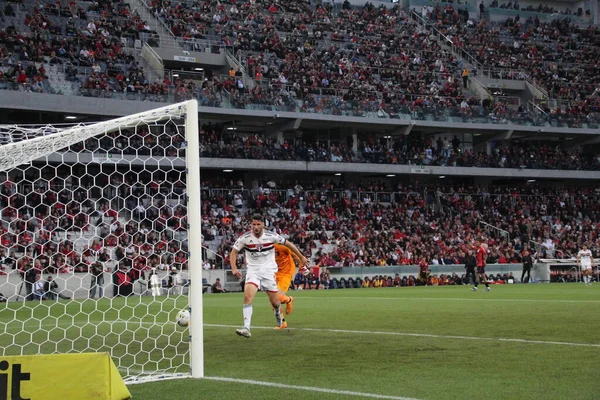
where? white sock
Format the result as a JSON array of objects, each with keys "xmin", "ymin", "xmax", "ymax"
[{"xmin": 243, "ymin": 304, "xmax": 253, "ymax": 329}]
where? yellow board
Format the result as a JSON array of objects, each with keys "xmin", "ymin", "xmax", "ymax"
[{"xmin": 0, "ymin": 353, "xmax": 131, "ymax": 400}]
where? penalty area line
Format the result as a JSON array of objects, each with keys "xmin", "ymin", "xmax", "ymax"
[
  {"xmin": 202, "ymin": 376, "xmax": 421, "ymax": 400},
  {"xmin": 205, "ymin": 324, "xmax": 600, "ymax": 348}
]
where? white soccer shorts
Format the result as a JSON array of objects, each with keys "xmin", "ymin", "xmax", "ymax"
[
  {"xmin": 245, "ymin": 267, "xmax": 279, "ymax": 292},
  {"xmin": 581, "ymin": 263, "xmax": 592, "ymax": 272}
]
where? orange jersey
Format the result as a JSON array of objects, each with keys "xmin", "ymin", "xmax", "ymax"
[{"xmin": 274, "ymin": 243, "xmax": 297, "ymax": 276}]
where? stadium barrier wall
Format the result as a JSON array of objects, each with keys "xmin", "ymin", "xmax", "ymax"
[
  {"xmin": 321, "ymin": 263, "xmax": 549, "ymax": 283},
  {"xmin": 0, "ymin": 269, "xmax": 226, "ymax": 301}
]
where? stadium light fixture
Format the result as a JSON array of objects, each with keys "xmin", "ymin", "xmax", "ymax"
[
  {"xmin": 226, "ymin": 127, "xmax": 237, "ymax": 131},
  {"xmin": 383, "ymin": 135, "xmax": 391, "ymax": 139},
  {"xmin": 386, "ymin": 174, "xmax": 396, "ymax": 177},
  {"xmin": 172, "ymin": 74, "xmax": 179, "ymax": 77},
  {"xmin": 527, "ymin": 179, "xmax": 536, "ymax": 183},
  {"xmin": 223, "ymin": 169, "xmax": 233, "ymax": 173},
  {"xmin": 194, "ymin": 68, "xmax": 204, "ymax": 71},
  {"xmin": 439, "ymin": 175, "xmax": 446, "ymax": 179},
  {"xmin": 65, "ymin": 116, "xmax": 77, "ymax": 120},
  {"xmin": 334, "ymin": 173, "xmax": 342, "ymax": 176}
]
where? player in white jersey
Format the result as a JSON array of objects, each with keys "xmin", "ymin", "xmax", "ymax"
[
  {"xmin": 577, "ymin": 244, "xmax": 594, "ymax": 286},
  {"xmin": 230, "ymin": 214, "xmax": 308, "ymax": 338}
]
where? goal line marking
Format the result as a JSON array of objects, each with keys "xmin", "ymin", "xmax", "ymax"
[
  {"xmin": 121, "ymin": 371, "xmax": 422, "ymax": 399},
  {"xmin": 204, "ymin": 324, "xmax": 600, "ymax": 348},
  {"xmin": 201, "ymin": 376, "xmax": 421, "ymax": 400}
]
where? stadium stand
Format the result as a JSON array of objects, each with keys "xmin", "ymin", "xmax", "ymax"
[
  {"xmin": 0, "ymin": 0, "xmax": 599, "ymax": 288},
  {"xmin": 61, "ymin": 123, "xmax": 600, "ymax": 170},
  {"xmin": 4, "ymin": 0, "xmax": 599, "ymax": 127}
]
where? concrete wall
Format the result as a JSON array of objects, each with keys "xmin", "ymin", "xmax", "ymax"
[
  {"xmin": 42, "ymin": 152, "xmax": 600, "ymax": 179},
  {"xmin": 153, "ymin": 47, "xmax": 226, "ymax": 67},
  {"xmin": 477, "ymin": 77, "xmax": 527, "ymax": 91},
  {"xmin": 2, "ymin": 91, "xmax": 600, "ymax": 136},
  {"xmin": 322, "ymin": 263, "xmax": 549, "ymax": 282},
  {"xmin": 0, "ymin": 269, "xmax": 226, "ymax": 302}
]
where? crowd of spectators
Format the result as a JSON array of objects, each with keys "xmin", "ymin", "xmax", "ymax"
[
  {"xmin": 0, "ymin": 0, "xmax": 167, "ymax": 97},
  {"xmin": 425, "ymin": 5, "xmax": 600, "ymax": 126},
  {"xmin": 2, "ymin": 154, "xmax": 600, "ymax": 285},
  {"xmin": 193, "ymin": 176, "xmax": 600, "ymax": 272},
  {"xmin": 139, "ymin": 0, "xmax": 599, "ymax": 127},
  {"xmin": 0, "ymin": 57, "xmax": 53, "ymax": 93},
  {"xmin": 0, "ymin": 166, "xmax": 189, "ymax": 281},
  {"xmin": 2, "ymin": 0, "xmax": 599, "ymax": 128}
]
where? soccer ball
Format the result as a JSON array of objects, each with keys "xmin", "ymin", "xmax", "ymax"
[
  {"xmin": 175, "ymin": 309, "xmax": 190, "ymax": 327},
  {"xmin": 300, "ymin": 266, "xmax": 310, "ymax": 276}
]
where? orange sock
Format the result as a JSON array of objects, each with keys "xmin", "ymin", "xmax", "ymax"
[{"xmin": 278, "ymin": 293, "xmax": 290, "ymax": 304}]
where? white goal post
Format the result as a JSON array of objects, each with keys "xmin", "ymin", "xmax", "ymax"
[{"xmin": 0, "ymin": 100, "xmax": 204, "ymax": 383}]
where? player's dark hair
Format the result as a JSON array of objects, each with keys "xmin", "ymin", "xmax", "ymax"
[{"xmin": 251, "ymin": 214, "xmax": 264, "ymax": 222}]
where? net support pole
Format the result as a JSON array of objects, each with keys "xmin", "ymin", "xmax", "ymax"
[{"xmin": 185, "ymin": 100, "xmax": 204, "ymax": 378}]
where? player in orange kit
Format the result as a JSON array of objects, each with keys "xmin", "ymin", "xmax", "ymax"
[{"xmin": 273, "ymin": 243, "xmax": 303, "ymax": 329}]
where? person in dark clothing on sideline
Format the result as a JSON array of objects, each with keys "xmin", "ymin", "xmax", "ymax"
[
  {"xmin": 464, "ymin": 249, "xmax": 477, "ymax": 285},
  {"xmin": 521, "ymin": 249, "xmax": 534, "ymax": 283},
  {"xmin": 211, "ymin": 278, "xmax": 226, "ymax": 293}
]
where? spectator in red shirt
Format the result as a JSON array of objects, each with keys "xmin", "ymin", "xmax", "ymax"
[{"xmin": 472, "ymin": 242, "xmax": 491, "ymax": 292}]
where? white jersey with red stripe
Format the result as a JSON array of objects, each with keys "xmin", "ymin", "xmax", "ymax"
[
  {"xmin": 233, "ymin": 230, "xmax": 286, "ymax": 270},
  {"xmin": 578, "ymin": 249, "xmax": 593, "ymax": 267}
]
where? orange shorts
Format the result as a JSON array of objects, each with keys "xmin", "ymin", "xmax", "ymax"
[{"xmin": 275, "ymin": 272, "xmax": 293, "ymax": 292}]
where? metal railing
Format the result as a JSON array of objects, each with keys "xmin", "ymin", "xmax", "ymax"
[
  {"xmin": 476, "ymin": 67, "xmax": 529, "ymax": 81},
  {"xmin": 479, "ymin": 221, "xmax": 510, "ymax": 240},
  {"xmin": 485, "ymin": 6, "xmax": 593, "ymax": 26},
  {"xmin": 202, "ymin": 245, "xmax": 225, "ymax": 269},
  {"xmin": 527, "ymin": 100, "xmax": 550, "ymax": 121},
  {"xmin": 494, "ymin": 96, "xmax": 521, "ymax": 109},
  {"xmin": 3, "ymin": 65, "xmax": 600, "ymax": 129},
  {"xmin": 529, "ymin": 239, "xmax": 572, "ymax": 259},
  {"xmin": 141, "ymin": 43, "xmax": 164, "ymax": 81},
  {"xmin": 411, "ymin": 10, "xmax": 484, "ymax": 76}
]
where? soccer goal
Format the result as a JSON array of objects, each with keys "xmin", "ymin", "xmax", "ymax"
[{"xmin": 0, "ymin": 100, "xmax": 204, "ymax": 383}]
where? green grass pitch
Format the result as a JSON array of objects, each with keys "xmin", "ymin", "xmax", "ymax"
[{"xmin": 2, "ymin": 284, "xmax": 599, "ymax": 399}]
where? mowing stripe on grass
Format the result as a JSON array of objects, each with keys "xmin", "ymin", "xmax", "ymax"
[
  {"xmin": 297, "ymin": 296, "xmax": 600, "ymax": 304},
  {"xmin": 205, "ymin": 324, "xmax": 600, "ymax": 348},
  {"xmin": 202, "ymin": 376, "xmax": 421, "ymax": 400}
]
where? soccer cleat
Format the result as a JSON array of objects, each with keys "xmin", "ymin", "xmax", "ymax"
[
  {"xmin": 235, "ymin": 327, "xmax": 251, "ymax": 338},
  {"xmin": 471, "ymin": 287, "xmax": 478, "ymax": 291},
  {"xmin": 485, "ymin": 287, "xmax": 491, "ymax": 292},
  {"xmin": 274, "ymin": 321, "xmax": 288, "ymax": 330},
  {"xmin": 285, "ymin": 296, "xmax": 294, "ymax": 315}
]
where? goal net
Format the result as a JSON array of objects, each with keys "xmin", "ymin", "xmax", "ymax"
[{"xmin": 0, "ymin": 100, "xmax": 203, "ymax": 383}]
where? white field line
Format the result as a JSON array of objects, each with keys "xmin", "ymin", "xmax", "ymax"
[
  {"xmin": 204, "ymin": 324, "xmax": 600, "ymax": 348},
  {"xmin": 4, "ymin": 320, "xmax": 600, "ymax": 349},
  {"xmin": 201, "ymin": 376, "xmax": 421, "ymax": 400},
  {"xmin": 291, "ymin": 296, "xmax": 600, "ymax": 304},
  {"xmin": 121, "ymin": 371, "xmax": 422, "ymax": 400}
]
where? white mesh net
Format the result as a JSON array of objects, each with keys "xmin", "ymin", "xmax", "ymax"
[{"xmin": 0, "ymin": 101, "xmax": 198, "ymax": 383}]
